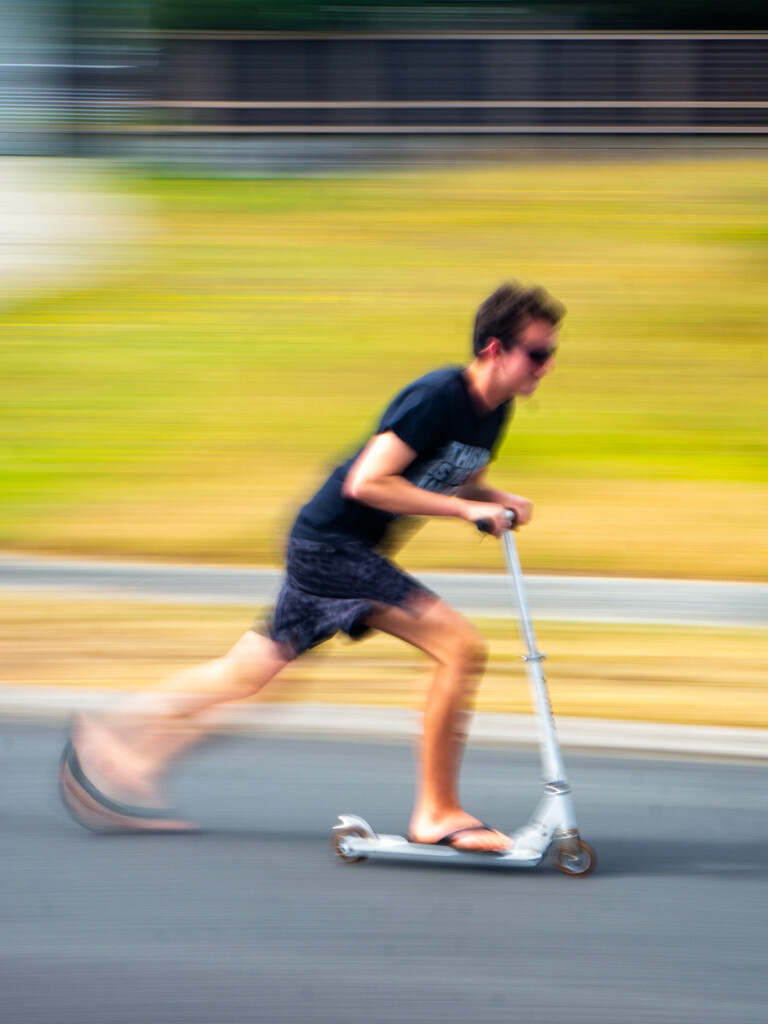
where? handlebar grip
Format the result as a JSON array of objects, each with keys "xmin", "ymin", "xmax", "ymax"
[{"xmin": 475, "ymin": 509, "xmax": 516, "ymax": 534}]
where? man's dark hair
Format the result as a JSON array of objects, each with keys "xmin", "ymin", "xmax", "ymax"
[{"xmin": 472, "ymin": 281, "xmax": 565, "ymax": 356}]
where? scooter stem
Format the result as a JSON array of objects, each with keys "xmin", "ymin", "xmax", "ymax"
[{"xmin": 501, "ymin": 530, "xmax": 569, "ymax": 786}]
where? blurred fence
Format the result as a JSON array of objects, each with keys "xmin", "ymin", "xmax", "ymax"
[
  {"xmin": 146, "ymin": 32, "xmax": 768, "ymax": 133},
  {"xmin": 2, "ymin": 31, "xmax": 767, "ymax": 156}
]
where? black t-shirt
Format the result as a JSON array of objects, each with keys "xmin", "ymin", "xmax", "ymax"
[{"xmin": 291, "ymin": 366, "xmax": 512, "ymax": 548}]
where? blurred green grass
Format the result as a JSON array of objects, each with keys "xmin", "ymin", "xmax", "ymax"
[{"xmin": 2, "ymin": 159, "xmax": 767, "ymax": 577}]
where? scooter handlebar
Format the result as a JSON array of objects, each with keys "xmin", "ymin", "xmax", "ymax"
[{"xmin": 475, "ymin": 509, "xmax": 516, "ymax": 534}]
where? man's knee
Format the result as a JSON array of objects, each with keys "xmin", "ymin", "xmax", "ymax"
[
  {"xmin": 456, "ymin": 624, "xmax": 488, "ymax": 676},
  {"xmin": 431, "ymin": 612, "xmax": 488, "ymax": 674},
  {"xmin": 424, "ymin": 621, "xmax": 488, "ymax": 711}
]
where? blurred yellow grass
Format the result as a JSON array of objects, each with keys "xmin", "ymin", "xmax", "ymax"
[
  {"xmin": 2, "ymin": 158, "xmax": 766, "ymax": 578},
  {"xmin": 2, "ymin": 595, "xmax": 764, "ymax": 729}
]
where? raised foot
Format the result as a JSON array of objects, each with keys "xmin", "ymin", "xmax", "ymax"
[{"xmin": 58, "ymin": 738, "xmax": 198, "ymax": 834}]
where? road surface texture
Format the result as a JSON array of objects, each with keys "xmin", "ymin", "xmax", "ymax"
[
  {"xmin": 1, "ymin": 554, "xmax": 766, "ymax": 626},
  {"xmin": 2, "ymin": 723, "xmax": 765, "ymax": 1024}
]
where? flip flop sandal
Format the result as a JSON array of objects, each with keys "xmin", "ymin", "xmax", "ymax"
[
  {"xmin": 59, "ymin": 739, "xmax": 198, "ymax": 834},
  {"xmin": 408, "ymin": 823, "xmax": 511, "ymax": 853}
]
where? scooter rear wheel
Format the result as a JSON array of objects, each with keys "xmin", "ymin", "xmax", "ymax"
[{"xmin": 555, "ymin": 839, "xmax": 597, "ymax": 877}]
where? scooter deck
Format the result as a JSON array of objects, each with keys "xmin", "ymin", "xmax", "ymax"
[{"xmin": 335, "ymin": 830, "xmax": 546, "ymax": 869}]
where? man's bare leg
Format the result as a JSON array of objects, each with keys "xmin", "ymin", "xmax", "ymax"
[
  {"xmin": 365, "ymin": 599, "xmax": 510, "ymax": 853},
  {"xmin": 72, "ymin": 631, "xmax": 292, "ymax": 807}
]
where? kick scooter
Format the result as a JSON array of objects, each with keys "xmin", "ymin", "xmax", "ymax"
[{"xmin": 331, "ymin": 514, "xmax": 597, "ymax": 877}]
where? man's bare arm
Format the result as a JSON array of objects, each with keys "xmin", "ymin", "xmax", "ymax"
[{"xmin": 342, "ymin": 432, "xmax": 511, "ymax": 533}]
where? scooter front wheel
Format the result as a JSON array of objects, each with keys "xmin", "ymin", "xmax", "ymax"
[
  {"xmin": 332, "ymin": 827, "xmax": 369, "ymax": 864},
  {"xmin": 555, "ymin": 839, "xmax": 597, "ymax": 877}
]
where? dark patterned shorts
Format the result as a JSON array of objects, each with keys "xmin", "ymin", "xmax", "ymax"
[{"xmin": 254, "ymin": 537, "xmax": 436, "ymax": 658}]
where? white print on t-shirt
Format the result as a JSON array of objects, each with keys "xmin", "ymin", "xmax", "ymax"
[{"xmin": 407, "ymin": 440, "xmax": 490, "ymax": 494}]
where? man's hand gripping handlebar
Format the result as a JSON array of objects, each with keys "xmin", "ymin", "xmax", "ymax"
[{"xmin": 475, "ymin": 508, "xmax": 517, "ymax": 536}]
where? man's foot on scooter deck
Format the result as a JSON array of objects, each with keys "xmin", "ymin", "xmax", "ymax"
[{"xmin": 408, "ymin": 818, "xmax": 512, "ymax": 853}]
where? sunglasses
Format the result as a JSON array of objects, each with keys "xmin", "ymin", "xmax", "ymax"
[{"xmin": 519, "ymin": 344, "xmax": 558, "ymax": 366}]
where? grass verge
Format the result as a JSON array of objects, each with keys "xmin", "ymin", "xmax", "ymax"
[{"xmin": 2, "ymin": 594, "xmax": 763, "ymax": 729}]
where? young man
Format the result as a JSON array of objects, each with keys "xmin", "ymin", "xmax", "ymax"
[{"xmin": 60, "ymin": 281, "xmax": 564, "ymax": 852}]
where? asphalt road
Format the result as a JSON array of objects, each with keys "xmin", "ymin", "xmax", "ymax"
[
  {"xmin": 1, "ymin": 554, "xmax": 766, "ymax": 626},
  {"xmin": 3, "ymin": 723, "xmax": 766, "ymax": 1024}
]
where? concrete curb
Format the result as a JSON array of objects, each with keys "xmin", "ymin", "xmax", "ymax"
[{"xmin": 1, "ymin": 687, "xmax": 766, "ymax": 762}]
